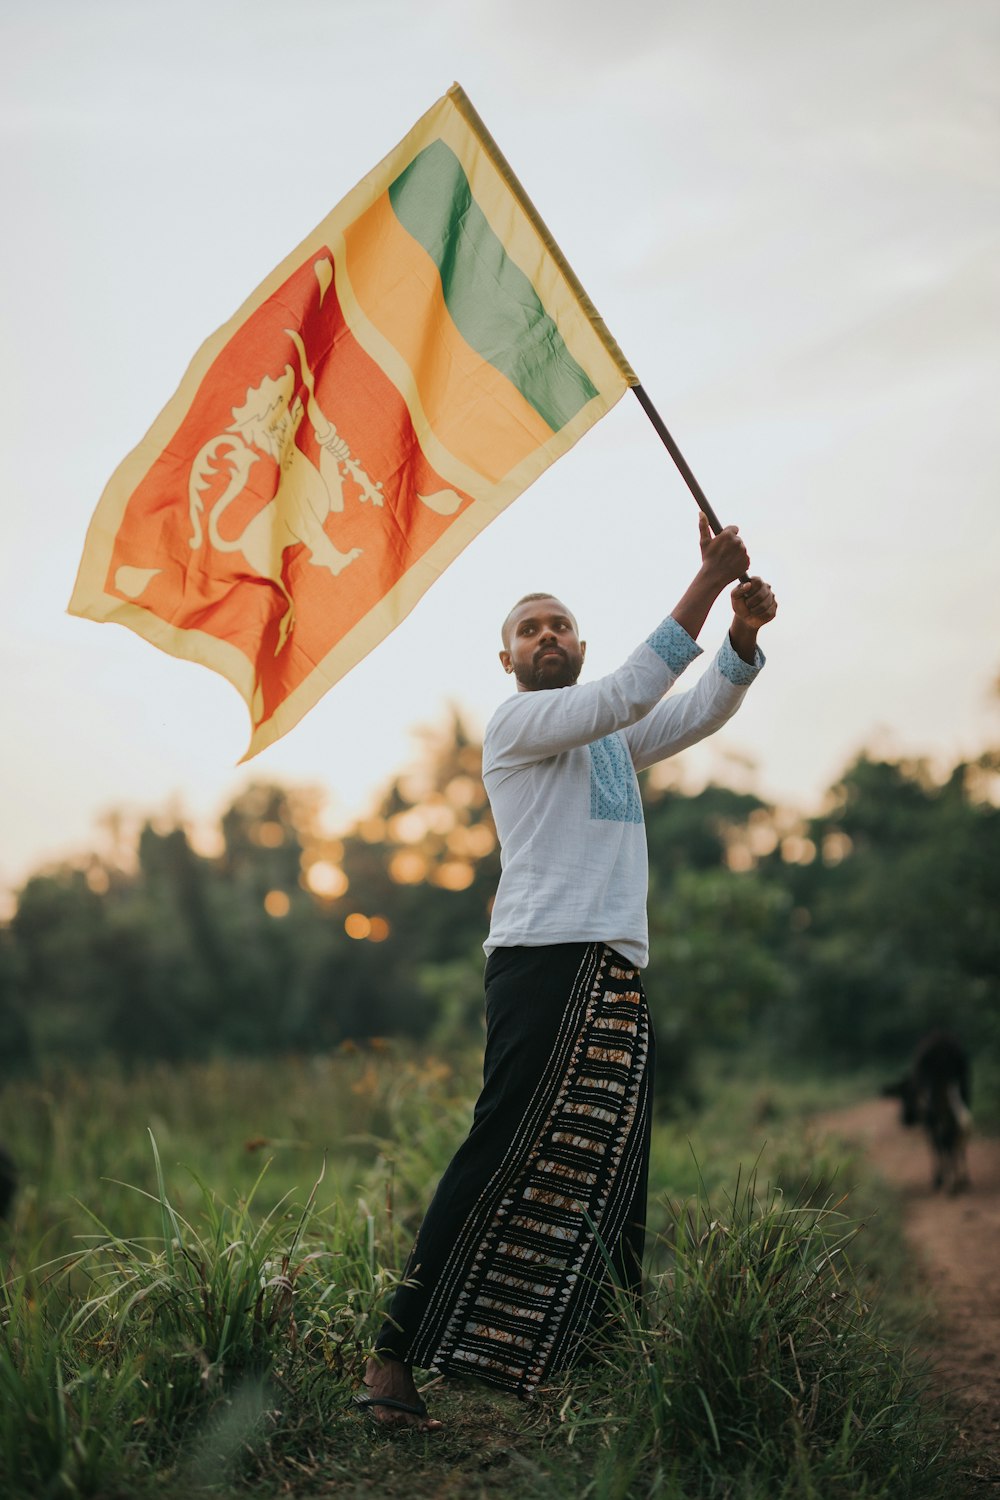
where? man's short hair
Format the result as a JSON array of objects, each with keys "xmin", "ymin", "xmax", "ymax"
[{"xmin": 501, "ymin": 594, "xmax": 577, "ymax": 649}]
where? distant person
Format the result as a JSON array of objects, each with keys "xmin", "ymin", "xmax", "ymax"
[
  {"xmin": 0, "ymin": 1145, "xmax": 16, "ymax": 1223},
  {"xmin": 884, "ymin": 1029, "xmax": 973, "ymax": 1192},
  {"xmin": 355, "ymin": 514, "xmax": 777, "ymax": 1428}
]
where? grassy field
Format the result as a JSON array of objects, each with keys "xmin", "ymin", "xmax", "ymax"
[{"xmin": 0, "ymin": 1046, "xmax": 970, "ymax": 1498}]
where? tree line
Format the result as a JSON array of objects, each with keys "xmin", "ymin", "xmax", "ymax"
[{"xmin": 2, "ymin": 717, "xmax": 997, "ymax": 1102}]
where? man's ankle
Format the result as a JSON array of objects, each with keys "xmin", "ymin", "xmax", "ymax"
[{"xmin": 366, "ymin": 1353, "xmax": 410, "ymax": 1381}]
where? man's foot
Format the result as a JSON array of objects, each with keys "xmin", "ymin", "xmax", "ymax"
[{"xmin": 358, "ymin": 1355, "xmax": 443, "ymax": 1432}]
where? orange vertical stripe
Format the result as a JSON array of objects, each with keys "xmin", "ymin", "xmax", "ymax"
[{"xmin": 342, "ymin": 193, "xmax": 555, "ymax": 485}]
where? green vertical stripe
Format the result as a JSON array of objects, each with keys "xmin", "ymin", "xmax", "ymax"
[{"xmin": 388, "ymin": 140, "xmax": 599, "ymax": 431}]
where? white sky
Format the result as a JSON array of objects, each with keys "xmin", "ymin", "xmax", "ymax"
[{"xmin": 2, "ymin": 0, "xmax": 998, "ymax": 896}]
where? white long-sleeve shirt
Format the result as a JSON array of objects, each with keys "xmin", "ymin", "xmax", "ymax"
[{"xmin": 482, "ymin": 616, "xmax": 764, "ymax": 968}]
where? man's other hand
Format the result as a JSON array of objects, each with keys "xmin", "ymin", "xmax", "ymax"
[{"xmin": 731, "ymin": 576, "xmax": 777, "ymax": 631}]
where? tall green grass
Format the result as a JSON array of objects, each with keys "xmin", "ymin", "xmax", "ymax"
[
  {"xmin": 0, "ymin": 1050, "xmax": 974, "ymax": 1498},
  {"xmin": 1, "ymin": 1139, "xmax": 383, "ymax": 1494},
  {"xmin": 559, "ymin": 1173, "xmax": 952, "ymax": 1499}
]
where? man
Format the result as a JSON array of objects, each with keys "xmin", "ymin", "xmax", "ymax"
[{"xmin": 357, "ymin": 514, "xmax": 776, "ymax": 1428}]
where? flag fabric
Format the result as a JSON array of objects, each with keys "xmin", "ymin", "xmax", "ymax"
[{"xmin": 69, "ymin": 84, "xmax": 636, "ymax": 758}]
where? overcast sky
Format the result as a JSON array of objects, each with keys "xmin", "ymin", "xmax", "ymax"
[{"xmin": 2, "ymin": 0, "xmax": 998, "ymax": 900}]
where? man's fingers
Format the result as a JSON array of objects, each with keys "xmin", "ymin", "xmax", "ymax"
[
  {"xmin": 751, "ymin": 590, "xmax": 777, "ymax": 619},
  {"xmin": 732, "ymin": 577, "xmax": 777, "ymax": 619},
  {"xmin": 740, "ymin": 576, "xmax": 767, "ymax": 595},
  {"xmin": 746, "ymin": 591, "xmax": 773, "ymax": 614}
]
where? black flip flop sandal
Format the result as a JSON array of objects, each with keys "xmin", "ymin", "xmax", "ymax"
[{"xmin": 353, "ymin": 1393, "xmax": 431, "ymax": 1419}]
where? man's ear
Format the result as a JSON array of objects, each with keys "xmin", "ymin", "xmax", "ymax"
[
  {"xmin": 499, "ymin": 649, "xmax": 512, "ymax": 674},
  {"xmin": 580, "ymin": 641, "xmax": 587, "ymax": 662}
]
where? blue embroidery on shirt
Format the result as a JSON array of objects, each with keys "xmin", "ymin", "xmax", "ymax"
[
  {"xmin": 717, "ymin": 638, "xmax": 765, "ymax": 685},
  {"xmin": 589, "ymin": 734, "xmax": 644, "ymax": 824},
  {"xmin": 645, "ymin": 617, "xmax": 702, "ymax": 673}
]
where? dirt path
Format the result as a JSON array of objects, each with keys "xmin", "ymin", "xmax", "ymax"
[{"xmin": 816, "ymin": 1097, "xmax": 1000, "ymax": 1481}]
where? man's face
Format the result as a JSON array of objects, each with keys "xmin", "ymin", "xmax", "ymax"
[{"xmin": 500, "ymin": 597, "xmax": 586, "ymax": 692}]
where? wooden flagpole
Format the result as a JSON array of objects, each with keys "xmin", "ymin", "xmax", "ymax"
[{"xmin": 631, "ymin": 384, "xmax": 750, "ymax": 584}]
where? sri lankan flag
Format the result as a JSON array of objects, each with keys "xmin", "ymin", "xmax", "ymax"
[{"xmin": 69, "ymin": 84, "xmax": 637, "ymax": 758}]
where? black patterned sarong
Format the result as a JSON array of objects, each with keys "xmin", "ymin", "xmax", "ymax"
[{"xmin": 374, "ymin": 941, "xmax": 654, "ymax": 1396}]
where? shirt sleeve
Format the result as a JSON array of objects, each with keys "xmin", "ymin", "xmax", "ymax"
[
  {"xmin": 485, "ymin": 617, "xmax": 703, "ymax": 769},
  {"xmin": 623, "ymin": 635, "xmax": 765, "ymax": 772}
]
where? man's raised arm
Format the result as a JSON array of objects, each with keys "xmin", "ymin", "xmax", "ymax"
[
  {"xmin": 624, "ymin": 516, "xmax": 777, "ymax": 771},
  {"xmin": 671, "ymin": 513, "xmax": 776, "ymax": 658},
  {"xmin": 487, "ymin": 517, "xmax": 774, "ymax": 769}
]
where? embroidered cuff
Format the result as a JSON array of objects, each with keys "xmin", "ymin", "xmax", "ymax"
[
  {"xmin": 717, "ymin": 635, "xmax": 765, "ymax": 685},
  {"xmin": 645, "ymin": 617, "xmax": 703, "ymax": 674}
]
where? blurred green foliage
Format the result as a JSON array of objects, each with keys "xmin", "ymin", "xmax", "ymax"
[{"xmin": 2, "ymin": 717, "xmax": 998, "ymax": 1109}]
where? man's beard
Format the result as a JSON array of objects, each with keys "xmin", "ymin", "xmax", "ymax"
[{"xmin": 513, "ymin": 647, "xmax": 583, "ymax": 691}]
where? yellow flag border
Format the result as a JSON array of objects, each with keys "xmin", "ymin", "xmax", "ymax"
[{"xmin": 445, "ymin": 84, "xmax": 638, "ymax": 390}]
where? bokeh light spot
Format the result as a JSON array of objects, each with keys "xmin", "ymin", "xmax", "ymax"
[{"xmin": 304, "ymin": 860, "xmax": 349, "ymax": 899}]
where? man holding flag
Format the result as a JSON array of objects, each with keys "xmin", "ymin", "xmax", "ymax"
[
  {"xmin": 358, "ymin": 515, "xmax": 776, "ymax": 1428},
  {"xmin": 67, "ymin": 80, "xmax": 777, "ymax": 1429}
]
